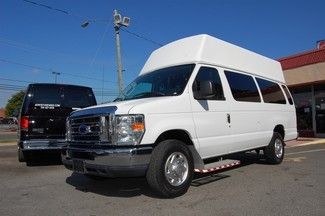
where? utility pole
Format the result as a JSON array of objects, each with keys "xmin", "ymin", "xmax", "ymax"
[
  {"xmin": 113, "ymin": 9, "xmax": 130, "ymax": 94},
  {"xmin": 80, "ymin": 10, "xmax": 130, "ymax": 94},
  {"xmin": 52, "ymin": 71, "xmax": 61, "ymax": 84},
  {"xmin": 102, "ymin": 65, "xmax": 104, "ymax": 103}
]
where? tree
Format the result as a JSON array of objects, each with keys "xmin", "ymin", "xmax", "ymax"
[{"xmin": 5, "ymin": 91, "xmax": 25, "ymax": 117}]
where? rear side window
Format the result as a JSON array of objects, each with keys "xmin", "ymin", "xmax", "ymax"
[
  {"xmin": 281, "ymin": 85, "xmax": 294, "ymax": 105},
  {"xmin": 63, "ymin": 87, "xmax": 96, "ymax": 108},
  {"xmin": 193, "ymin": 67, "xmax": 225, "ymax": 100},
  {"xmin": 32, "ymin": 85, "xmax": 62, "ymax": 105},
  {"xmin": 225, "ymin": 71, "xmax": 260, "ymax": 102},
  {"xmin": 256, "ymin": 78, "xmax": 286, "ymax": 104}
]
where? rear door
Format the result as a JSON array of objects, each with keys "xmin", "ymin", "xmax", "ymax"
[
  {"xmin": 24, "ymin": 85, "xmax": 66, "ymax": 140},
  {"xmin": 22, "ymin": 85, "xmax": 96, "ymax": 140},
  {"xmin": 224, "ymin": 71, "xmax": 265, "ymax": 152}
]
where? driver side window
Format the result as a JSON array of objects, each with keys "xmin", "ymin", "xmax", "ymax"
[{"xmin": 192, "ymin": 66, "xmax": 225, "ymax": 100}]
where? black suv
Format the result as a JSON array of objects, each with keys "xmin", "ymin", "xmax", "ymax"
[{"xmin": 18, "ymin": 83, "xmax": 97, "ymax": 163}]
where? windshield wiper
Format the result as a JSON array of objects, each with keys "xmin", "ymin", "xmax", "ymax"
[{"xmin": 132, "ymin": 91, "xmax": 166, "ymax": 99}]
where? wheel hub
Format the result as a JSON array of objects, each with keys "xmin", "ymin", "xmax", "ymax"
[
  {"xmin": 164, "ymin": 152, "xmax": 189, "ymax": 186},
  {"xmin": 274, "ymin": 138, "xmax": 283, "ymax": 158}
]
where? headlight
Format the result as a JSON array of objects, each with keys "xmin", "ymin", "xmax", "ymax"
[
  {"xmin": 65, "ymin": 118, "xmax": 71, "ymax": 142},
  {"xmin": 114, "ymin": 114, "xmax": 145, "ymax": 145}
]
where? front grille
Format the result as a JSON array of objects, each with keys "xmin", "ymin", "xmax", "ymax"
[{"xmin": 69, "ymin": 115, "xmax": 109, "ymax": 143}]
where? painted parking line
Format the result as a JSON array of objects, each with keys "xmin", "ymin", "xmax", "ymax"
[
  {"xmin": 288, "ymin": 140, "xmax": 325, "ymax": 148},
  {"xmin": 0, "ymin": 142, "xmax": 16, "ymax": 147},
  {"xmin": 286, "ymin": 148, "xmax": 325, "ymax": 156}
]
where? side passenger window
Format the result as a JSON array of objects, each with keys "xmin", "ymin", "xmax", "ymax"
[
  {"xmin": 282, "ymin": 85, "xmax": 294, "ymax": 105},
  {"xmin": 225, "ymin": 71, "xmax": 261, "ymax": 102},
  {"xmin": 256, "ymin": 78, "xmax": 286, "ymax": 104},
  {"xmin": 192, "ymin": 67, "xmax": 225, "ymax": 100}
]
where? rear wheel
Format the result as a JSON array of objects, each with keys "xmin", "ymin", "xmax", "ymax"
[
  {"xmin": 84, "ymin": 174, "xmax": 107, "ymax": 180},
  {"xmin": 18, "ymin": 148, "xmax": 25, "ymax": 162},
  {"xmin": 146, "ymin": 139, "xmax": 194, "ymax": 198},
  {"xmin": 264, "ymin": 132, "xmax": 285, "ymax": 164}
]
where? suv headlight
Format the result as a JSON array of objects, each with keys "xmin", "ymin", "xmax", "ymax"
[
  {"xmin": 114, "ymin": 114, "xmax": 145, "ymax": 145},
  {"xmin": 65, "ymin": 118, "xmax": 71, "ymax": 142}
]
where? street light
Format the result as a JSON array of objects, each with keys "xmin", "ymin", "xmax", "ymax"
[
  {"xmin": 81, "ymin": 21, "xmax": 90, "ymax": 28},
  {"xmin": 81, "ymin": 10, "xmax": 130, "ymax": 94},
  {"xmin": 52, "ymin": 71, "xmax": 61, "ymax": 83}
]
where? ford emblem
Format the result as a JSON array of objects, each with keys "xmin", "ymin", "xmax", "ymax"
[{"xmin": 79, "ymin": 124, "xmax": 91, "ymax": 134}]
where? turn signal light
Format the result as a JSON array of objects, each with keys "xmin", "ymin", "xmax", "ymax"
[
  {"xmin": 20, "ymin": 116, "xmax": 29, "ymax": 130},
  {"xmin": 131, "ymin": 122, "xmax": 145, "ymax": 131}
]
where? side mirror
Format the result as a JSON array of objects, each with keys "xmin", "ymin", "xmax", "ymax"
[{"xmin": 195, "ymin": 80, "xmax": 216, "ymax": 100}]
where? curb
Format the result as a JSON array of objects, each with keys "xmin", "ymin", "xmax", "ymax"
[{"xmin": 286, "ymin": 139, "xmax": 325, "ymax": 148}]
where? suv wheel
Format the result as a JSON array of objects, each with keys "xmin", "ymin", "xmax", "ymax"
[
  {"xmin": 146, "ymin": 139, "xmax": 194, "ymax": 198},
  {"xmin": 18, "ymin": 148, "xmax": 25, "ymax": 162}
]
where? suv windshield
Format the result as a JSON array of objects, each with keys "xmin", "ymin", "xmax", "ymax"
[{"xmin": 115, "ymin": 64, "xmax": 195, "ymax": 101}]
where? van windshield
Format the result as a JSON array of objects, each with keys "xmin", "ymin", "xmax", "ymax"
[{"xmin": 115, "ymin": 64, "xmax": 195, "ymax": 101}]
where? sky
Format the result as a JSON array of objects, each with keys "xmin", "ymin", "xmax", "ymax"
[{"xmin": 0, "ymin": 0, "xmax": 325, "ymax": 108}]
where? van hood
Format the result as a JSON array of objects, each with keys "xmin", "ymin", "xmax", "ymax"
[
  {"xmin": 72, "ymin": 95, "xmax": 191, "ymax": 116},
  {"xmin": 96, "ymin": 97, "xmax": 169, "ymax": 114}
]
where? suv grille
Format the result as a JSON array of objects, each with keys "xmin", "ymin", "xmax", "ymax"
[{"xmin": 70, "ymin": 116, "xmax": 106, "ymax": 143}]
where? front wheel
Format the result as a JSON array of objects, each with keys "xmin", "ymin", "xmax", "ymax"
[
  {"xmin": 146, "ymin": 139, "xmax": 194, "ymax": 198},
  {"xmin": 264, "ymin": 132, "xmax": 285, "ymax": 164}
]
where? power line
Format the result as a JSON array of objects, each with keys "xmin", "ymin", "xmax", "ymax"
[
  {"xmin": 0, "ymin": 83, "xmax": 118, "ymax": 97},
  {"xmin": 0, "ymin": 58, "xmax": 118, "ymax": 84},
  {"xmin": 22, "ymin": 0, "xmax": 85, "ymax": 20},
  {"xmin": 21, "ymin": 0, "xmax": 162, "ymax": 48},
  {"xmin": 0, "ymin": 83, "xmax": 26, "ymax": 91},
  {"xmin": 0, "ymin": 37, "xmax": 108, "ymax": 67},
  {"xmin": 0, "ymin": 77, "xmax": 119, "ymax": 92},
  {"xmin": 121, "ymin": 28, "xmax": 163, "ymax": 47},
  {"xmin": 89, "ymin": 22, "xmax": 112, "ymax": 67},
  {"xmin": 0, "ymin": 77, "xmax": 30, "ymax": 84}
]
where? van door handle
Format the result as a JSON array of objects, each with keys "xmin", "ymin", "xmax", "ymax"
[{"xmin": 227, "ymin": 114, "xmax": 231, "ymax": 124}]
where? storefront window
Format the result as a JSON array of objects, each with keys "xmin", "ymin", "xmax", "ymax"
[
  {"xmin": 291, "ymin": 86, "xmax": 313, "ymax": 132},
  {"xmin": 314, "ymin": 84, "xmax": 325, "ymax": 134}
]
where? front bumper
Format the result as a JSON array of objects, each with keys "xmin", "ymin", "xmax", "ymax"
[
  {"xmin": 19, "ymin": 140, "xmax": 66, "ymax": 151},
  {"xmin": 61, "ymin": 145, "xmax": 153, "ymax": 177}
]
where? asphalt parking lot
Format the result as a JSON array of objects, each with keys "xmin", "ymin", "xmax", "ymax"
[{"xmin": 0, "ymin": 143, "xmax": 324, "ymax": 216}]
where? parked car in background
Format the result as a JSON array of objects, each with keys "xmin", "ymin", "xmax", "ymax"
[
  {"xmin": 0, "ymin": 117, "xmax": 18, "ymax": 125},
  {"xmin": 18, "ymin": 83, "xmax": 97, "ymax": 163}
]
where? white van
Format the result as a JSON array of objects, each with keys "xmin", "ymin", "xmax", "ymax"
[{"xmin": 62, "ymin": 34, "xmax": 297, "ymax": 197}]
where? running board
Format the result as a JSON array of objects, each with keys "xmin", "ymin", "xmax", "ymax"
[{"xmin": 194, "ymin": 159, "xmax": 241, "ymax": 173}]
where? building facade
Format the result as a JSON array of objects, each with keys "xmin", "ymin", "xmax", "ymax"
[
  {"xmin": 0, "ymin": 108, "xmax": 5, "ymax": 119},
  {"xmin": 279, "ymin": 42, "xmax": 325, "ymax": 137}
]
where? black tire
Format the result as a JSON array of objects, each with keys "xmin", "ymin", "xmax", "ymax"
[
  {"xmin": 84, "ymin": 174, "xmax": 107, "ymax": 180},
  {"xmin": 18, "ymin": 148, "xmax": 25, "ymax": 162},
  {"xmin": 264, "ymin": 132, "xmax": 285, "ymax": 164},
  {"xmin": 146, "ymin": 139, "xmax": 194, "ymax": 198}
]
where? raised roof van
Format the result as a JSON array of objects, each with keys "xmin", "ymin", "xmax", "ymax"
[{"xmin": 62, "ymin": 35, "xmax": 297, "ymax": 197}]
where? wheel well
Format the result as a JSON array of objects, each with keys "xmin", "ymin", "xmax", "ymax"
[
  {"xmin": 274, "ymin": 125, "xmax": 285, "ymax": 139},
  {"xmin": 155, "ymin": 130, "xmax": 194, "ymax": 146}
]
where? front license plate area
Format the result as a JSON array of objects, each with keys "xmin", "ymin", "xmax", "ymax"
[{"xmin": 73, "ymin": 160, "xmax": 85, "ymax": 173}]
